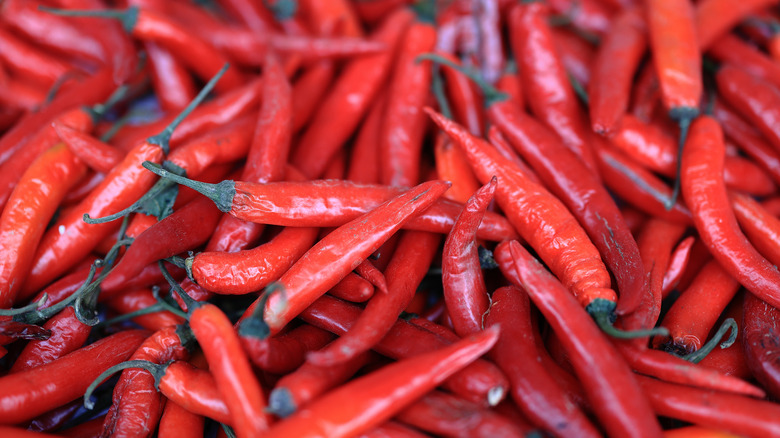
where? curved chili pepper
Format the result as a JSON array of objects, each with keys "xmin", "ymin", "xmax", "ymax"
[
  {"xmin": 681, "ymin": 116, "xmax": 780, "ymax": 310},
  {"xmin": 241, "ymin": 323, "xmax": 335, "ymax": 374},
  {"xmin": 498, "ymin": 240, "xmax": 664, "ymax": 438},
  {"xmin": 262, "ymin": 326, "xmax": 499, "ymax": 438},
  {"xmin": 291, "ymin": 8, "xmax": 413, "ymax": 178},
  {"xmin": 301, "ymin": 294, "xmax": 509, "ymax": 406},
  {"xmin": 0, "ymin": 329, "xmax": 147, "ymax": 425},
  {"xmin": 509, "ymin": 2, "xmax": 599, "ymax": 176},
  {"xmin": 238, "ymin": 180, "xmax": 449, "ymax": 337},
  {"xmin": 742, "ymin": 292, "xmax": 780, "ymax": 399},
  {"xmin": 0, "ymin": 144, "xmax": 86, "ymax": 308},
  {"xmin": 21, "ymin": 66, "xmax": 227, "ymax": 295},
  {"xmin": 190, "ymin": 303, "xmax": 269, "ymax": 437},
  {"xmin": 345, "ymin": 89, "xmax": 383, "ymax": 184},
  {"xmin": 426, "ymin": 108, "xmax": 616, "ymax": 315},
  {"xmin": 304, "ymin": 230, "xmax": 441, "ymax": 366},
  {"xmin": 550, "ymin": 28, "xmax": 595, "ymax": 90},
  {"xmin": 440, "ymin": 179, "xmax": 493, "ymax": 336},
  {"xmin": 207, "ymin": 53, "xmax": 291, "ymax": 253},
  {"xmin": 101, "ymin": 325, "xmax": 193, "ymax": 438},
  {"xmin": 268, "ymin": 350, "xmax": 372, "ymax": 417},
  {"xmin": 0, "ymin": 26, "xmax": 74, "ymax": 89},
  {"xmin": 610, "ymin": 114, "xmax": 677, "ymax": 176},
  {"xmin": 546, "ymin": 0, "xmax": 612, "ymax": 36},
  {"xmin": 717, "ymin": 63, "xmax": 780, "ymax": 154},
  {"xmin": 662, "ymin": 236, "xmax": 696, "ymax": 298},
  {"xmin": 106, "ymin": 288, "xmax": 186, "ymax": 331},
  {"xmin": 731, "ymin": 191, "xmax": 780, "ymax": 267},
  {"xmin": 723, "ymin": 154, "xmax": 777, "ymax": 196},
  {"xmin": 54, "ymin": 122, "xmax": 124, "ymax": 174},
  {"xmin": 379, "ymin": 19, "xmax": 436, "ymax": 187},
  {"xmin": 709, "ymin": 34, "xmax": 780, "ymax": 91},
  {"xmin": 291, "ymin": 61, "xmax": 334, "ymax": 134},
  {"xmin": 638, "ymin": 375, "xmax": 780, "ymax": 437},
  {"xmin": 145, "ymin": 41, "xmax": 196, "ymax": 112},
  {"xmin": 10, "ymin": 306, "xmax": 90, "ymax": 373},
  {"xmin": 646, "ymin": 0, "xmax": 702, "ymax": 208},
  {"xmin": 696, "ymin": 0, "xmax": 778, "ymax": 49},
  {"xmin": 631, "ymin": 61, "xmax": 661, "ymax": 123},
  {"xmin": 438, "ymin": 53, "xmax": 485, "ymax": 137},
  {"xmin": 588, "ymin": 8, "xmax": 646, "ymax": 135},
  {"xmin": 485, "ymin": 285, "xmax": 601, "ymax": 437}
]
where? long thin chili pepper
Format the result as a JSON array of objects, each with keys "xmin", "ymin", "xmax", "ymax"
[
  {"xmin": 0, "ymin": 26, "xmax": 75, "ymax": 89},
  {"xmin": 291, "ymin": 8, "xmax": 413, "ymax": 179},
  {"xmin": 105, "ymin": 288, "xmax": 186, "ymax": 331},
  {"xmin": 731, "ymin": 190, "xmax": 780, "ymax": 266},
  {"xmin": 158, "ymin": 400, "xmax": 205, "ymax": 438},
  {"xmin": 547, "ymin": 0, "xmax": 612, "ymax": 36},
  {"xmin": 145, "ymin": 41, "xmax": 197, "ymax": 112},
  {"xmin": 638, "ymin": 375, "xmax": 780, "ymax": 437},
  {"xmin": 646, "ymin": 0, "xmax": 702, "ymax": 209},
  {"xmin": 426, "ymin": 108, "xmax": 618, "ymax": 319},
  {"xmin": 262, "ymin": 326, "xmax": 500, "ymax": 438},
  {"xmin": 708, "ymin": 34, "xmax": 780, "ymax": 91},
  {"xmin": 550, "ymin": 27, "xmax": 595, "ymax": 90},
  {"xmin": 237, "ymin": 180, "xmax": 449, "ymax": 338},
  {"xmin": 0, "ymin": 329, "xmax": 147, "ymax": 425},
  {"xmin": 54, "ymin": 122, "xmax": 124, "ymax": 174},
  {"xmin": 742, "ymin": 292, "xmax": 780, "ymax": 399},
  {"xmin": 291, "ymin": 61, "xmax": 334, "ymax": 133},
  {"xmin": 588, "ymin": 7, "xmax": 646, "ymax": 135},
  {"xmin": 207, "ymin": 53, "xmax": 292, "ymax": 253},
  {"xmin": 681, "ymin": 116, "xmax": 780, "ymax": 310},
  {"xmin": 21, "ymin": 66, "xmax": 227, "ymax": 295},
  {"xmin": 508, "ymin": 2, "xmax": 599, "ymax": 176},
  {"xmin": 0, "ymin": 144, "xmax": 86, "ymax": 308},
  {"xmin": 662, "ymin": 236, "xmax": 696, "ymax": 297},
  {"xmin": 140, "ymin": 168, "xmax": 518, "ymax": 241},
  {"xmin": 303, "ymin": 229, "xmax": 441, "ymax": 366},
  {"xmin": 301, "ymin": 294, "xmax": 508, "ymax": 406},
  {"xmin": 499, "ymin": 240, "xmax": 664, "ymax": 437},
  {"xmin": 485, "ymin": 285, "xmax": 601, "ymax": 437},
  {"xmin": 695, "ymin": 0, "xmax": 778, "ymax": 49},
  {"xmin": 9, "ymin": 306, "xmax": 90, "ymax": 373},
  {"xmin": 241, "ymin": 323, "xmax": 335, "ymax": 374}
]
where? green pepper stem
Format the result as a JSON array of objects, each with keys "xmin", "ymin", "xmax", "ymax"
[
  {"xmin": 84, "ymin": 360, "xmax": 167, "ymax": 409},
  {"xmin": 237, "ymin": 283, "xmax": 286, "ymax": 340},
  {"xmin": 681, "ymin": 318, "xmax": 738, "ymax": 364},
  {"xmin": 38, "ymin": 6, "xmax": 139, "ymax": 33},
  {"xmin": 147, "ymin": 63, "xmax": 230, "ymax": 154},
  {"xmin": 666, "ymin": 107, "xmax": 699, "ymax": 211},
  {"xmin": 267, "ymin": 387, "xmax": 297, "ymax": 418},
  {"xmin": 587, "ymin": 298, "xmax": 670, "ymax": 339},
  {"xmin": 142, "ymin": 161, "xmax": 235, "ymax": 212},
  {"xmin": 415, "ymin": 53, "xmax": 508, "ymax": 107},
  {"xmin": 158, "ymin": 261, "xmax": 200, "ymax": 315},
  {"xmin": 0, "ymin": 294, "xmax": 48, "ymax": 316}
]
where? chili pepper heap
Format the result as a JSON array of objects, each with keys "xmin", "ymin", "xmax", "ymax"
[{"xmin": 2, "ymin": 0, "xmax": 780, "ymax": 437}]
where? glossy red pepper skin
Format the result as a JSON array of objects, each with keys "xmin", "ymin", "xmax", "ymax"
[
  {"xmin": 0, "ymin": 329, "xmax": 148, "ymax": 425},
  {"xmin": 695, "ymin": 0, "xmax": 778, "ymax": 49},
  {"xmin": 428, "ymin": 109, "xmax": 615, "ymax": 310},
  {"xmin": 301, "ymin": 295, "xmax": 509, "ymax": 406},
  {"xmin": 0, "ymin": 26, "xmax": 74, "ymax": 88},
  {"xmin": 441, "ymin": 179, "xmax": 494, "ymax": 336},
  {"xmin": 241, "ymin": 324, "xmax": 335, "ymax": 374},
  {"xmin": 304, "ymin": 230, "xmax": 441, "ymax": 366},
  {"xmin": 156, "ymin": 361, "xmax": 232, "ymax": 425},
  {"xmin": 499, "ymin": 240, "xmax": 663, "ymax": 438},
  {"xmin": 681, "ymin": 116, "xmax": 780, "ymax": 310},
  {"xmin": 191, "ymin": 304, "xmax": 268, "ymax": 437},
  {"xmin": 241, "ymin": 180, "xmax": 450, "ymax": 336},
  {"xmin": 0, "ymin": 144, "xmax": 86, "ymax": 308},
  {"xmin": 145, "ymin": 41, "xmax": 196, "ymax": 112},
  {"xmin": 102, "ymin": 326, "xmax": 191, "ymax": 438},
  {"xmin": 106, "ymin": 288, "xmax": 186, "ymax": 331},
  {"xmin": 379, "ymin": 20, "xmax": 436, "ymax": 187},
  {"xmin": 54, "ymin": 122, "xmax": 124, "ymax": 174},
  {"xmin": 10, "ymin": 306, "xmax": 90, "ymax": 373},
  {"xmin": 709, "ymin": 34, "xmax": 780, "ymax": 91},
  {"xmin": 743, "ymin": 292, "xmax": 780, "ymax": 399},
  {"xmin": 291, "ymin": 9, "xmax": 413, "ymax": 179},
  {"xmin": 291, "ymin": 61, "xmax": 335, "ymax": 133},
  {"xmin": 207, "ymin": 54, "xmax": 291, "ymax": 253},
  {"xmin": 731, "ymin": 191, "xmax": 780, "ymax": 267},
  {"xmin": 486, "ymin": 286, "xmax": 600, "ymax": 437},
  {"xmin": 638, "ymin": 375, "xmax": 780, "ymax": 437},
  {"xmin": 588, "ymin": 8, "xmax": 646, "ymax": 135},
  {"xmin": 715, "ymin": 101, "xmax": 780, "ymax": 187},
  {"xmin": 262, "ymin": 326, "xmax": 500, "ymax": 438},
  {"xmin": 158, "ymin": 400, "xmax": 204, "ymax": 438}
]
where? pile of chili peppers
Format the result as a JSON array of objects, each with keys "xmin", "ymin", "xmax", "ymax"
[{"xmin": 3, "ymin": 0, "xmax": 780, "ymax": 436}]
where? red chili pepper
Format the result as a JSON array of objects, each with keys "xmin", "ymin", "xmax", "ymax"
[
  {"xmin": 681, "ymin": 116, "xmax": 780, "ymax": 310},
  {"xmin": 262, "ymin": 326, "xmax": 500, "ymax": 438},
  {"xmin": 54, "ymin": 122, "xmax": 124, "ymax": 174},
  {"xmin": 631, "ymin": 61, "xmax": 661, "ymax": 123},
  {"xmin": 158, "ymin": 400, "xmax": 205, "ymax": 438},
  {"xmin": 238, "ymin": 180, "xmax": 449, "ymax": 337},
  {"xmin": 303, "ymin": 229, "xmax": 441, "ymax": 366},
  {"xmin": 438, "ymin": 53, "xmax": 485, "ymax": 137},
  {"xmin": 588, "ymin": 8, "xmax": 646, "ymax": 135},
  {"xmin": 0, "ymin": 329, "xmax": 147, "ymax": 425},
  {"xmin": 145, "ymin": 41, "xmax": 197, "ymax": 112},
  {"xmin": 723, "ymin": 154, "xmax": 777, "ymax": 196},
  {"xmin": 550, "ymin": 27, "xmax": 595, "ymax": 90},
  {"xmin": 190, "ymin": 303, "xmax": 269, "ymax": 437},
  {"xmin": 485, "ymin": 285, "xmax": 601, "ymax": 437},
  {"xmin": 742, "ymin": 292, "xmax": 780, "ymax": 399},
  {"xmin": 241, "ymin": 324, "xmax": 335, "ymax": 374},
  {"xmin": 646, "ymin": 0, "xmax": 702, "ymax": 207},
  {"xmin": 426, "ymin": 108, "xmax": 616, "ymax": 316},
  {"xmin": 498, "ymin": 240, "xmax": 664, "ymax": 437},
  {"xmin": 10, "ymin": 306, "xmax": 90, "ymax": 373},
  {"xmin": 638, "ymin": 375, "xmax": 780, "ymax": 437},
  {"xmin": 547, "ymin": 0, "xmax": 613, "ymax": 36},
  {"xmin": 291, "ymin": 8, "xmax": 413, "ymax": 179},
  {"xmin": 268, "ymin": 351, "xmax": 372, "ymax": 417},
  {"xmin": 0, "ymin": 26, "xmax": 75, "ymax": 89},
  {"xmin": 101, "ymin": 325, "xmax": 192, "ymax": 438},
  {"xmin": 695, "ymin": 0, "xmax": 777, "ymax": 48},
  {"xmin": 731, "ymin": 190, "xmax": 780, "ymax": 266},
  {"xmin": 709, "ymin": 34, "xmax": 780, "ymax": 91},
  {"xmin": 662, "ymin": 236, "xmax": 696, "ymax": 298},
  {"xmin": 509, "ymin": 2, "xmax": 599, "ymax": 176},
  {"xmin": 291, "ymin": 61, "xmax": 335, "ymax": 133},
  {"xmin": 106, "ymin": 288, "xmax": 186, "ymax": 331},
  {"xmin": 0, "ymin": 144, "xmax": 86, "ymax": 308}
]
